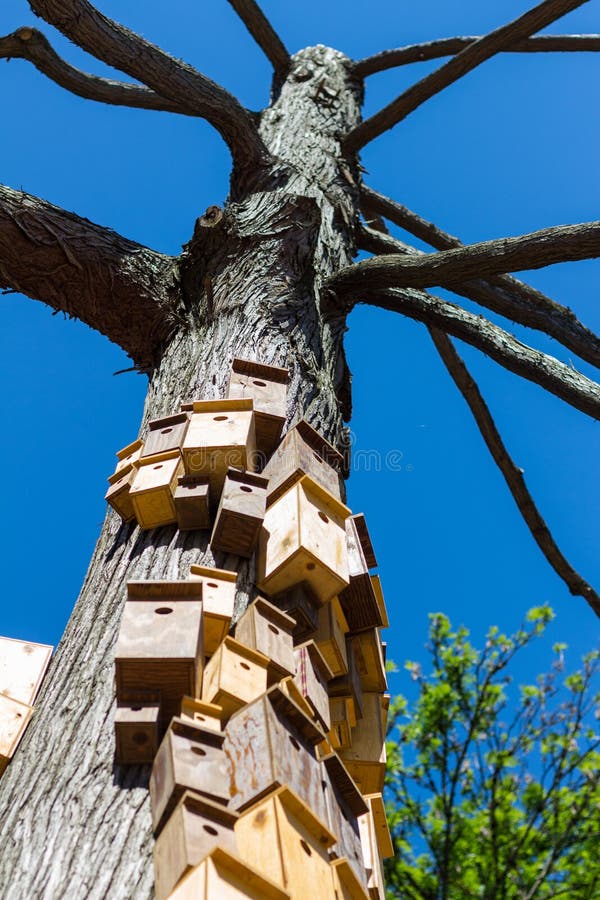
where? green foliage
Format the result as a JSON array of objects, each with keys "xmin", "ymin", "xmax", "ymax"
[{"xmin": 384, "ymin": 608, "xmax": 600, "ymax": 899}]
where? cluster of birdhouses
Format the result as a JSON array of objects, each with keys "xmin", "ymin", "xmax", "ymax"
[
  {"xmin": 0, "ymin": 636, "xmax": 52, "ymax": 776},
  {"xmin": 110, "ymin": 356, "xmax": 393, "ymax": 897}
]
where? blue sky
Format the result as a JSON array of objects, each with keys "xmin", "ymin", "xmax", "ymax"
[{"xmin": 1, "ymin": 0, "xmax": 599, "ymax": 699}]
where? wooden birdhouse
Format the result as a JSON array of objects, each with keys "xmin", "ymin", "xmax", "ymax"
[
  {"xmin": 224, "ymin": 686, "xmax": 327, "ymax": 824},
  {"xmin": 179, "ymin": 696, "xmax": 225, "ymax": 733},
  {"xmin": 168, "ymin": 848, "xmax": 290, "ymax": 900},
  {"xmin": 364, "ymin": 794, "xmax": 393, "ymax": 860},
  {"xmin": 340, "ymin": 692, "xmax": 388, "ymax": 795},
  {"xmin": 105, "ymin": 466, "xmax": 136, "ymax": 523},
  {"xmin": 227, "ymin": 358, "xmax": 289, "ymax": 457},
  {"xmin": 292, "ymin": 641, "xmax": 332, "ymax": 732},
  {"xmin": 370, "ymin": 574, "xmax": 388, "ymax": 628},
  {"xmin": 351, "ymin": 629, "xmax": 387, "ymax": 693},
  {"xmin": 328, "ymin": 696, "xmax": 356, "ymax": 751},
  {"xmin": 338, "ymin": 515, "xmax": 384, "ymax": 632},
  {"xmin": 114, "ymin": 439, "xmax": 144, "ymax": 475},
  {"xmin": 173, "ymin": 476, "xmax": 211, "ymax": 531},
  {"xmin": 258, "ymin": 475, "xmax": 350, "ymax": 604},
  {"xmin": 210, "ymin": 468, "xmax": 268, "ymax": 558},
  {"xmin": 114, "ymin": 581, "xmax": 203, "ymax": 724},
  {"xmin": 142, "ymin": 412, "xmax": 190, "ymax": 459},
  {"xmin": 0, "ymin": 694, "xmax": 33, "ymax": 776},
  {"xmin": 357, "ymin": 805, "xmax": 386, "ymax": 900},
  {"xmin": 321, "ymin": 753, "xmax": 368, "ymax": 889},
  {"xmin": 235, "ymin": 786, "xmax": 334, "ymax": 896},
  {"xmin": 328, "ymin": 637, "xmax": 364, "ymax": 721},
  {"xmin": 272, "ymin": 583, "xmax": 319, "ymax": 644},
  {"xmin": 130, "ymin": 450, "xmax": 184, "ymax": 529},
  {"xmin": 201, "ymin": 636, "xmax": 269, "ymax": 718},
  {"xmin": 0, "ymin": 637, "xmax": 52, "ymax": 706},
  {"xmin": 234, "ymin": 597, "xmax": 295, "ymax": 683},
  {"xmin": 330, "ymin": 858, "xmax": 370, "ymax": 900},
  {"xmin": 114, "ymin": 699, "xmax": 161, "ymax": 766},
  {"xmin": 261, "ymin": 420, "xmax": 343, "ymax": 504},
  {"xmin": 150, "ymin": 718, "xmax": 230, "ymax": 833},
  {"xmin": 153, "ymin": 791, "xmax": 239, "ymax": 900},
  {"xmin": 181, "ymin": 399, "xmax": 256, "ymax": 486},
  {"xmin": 188, "ymin": 565, "xmax": 237, "ymax": 657},
  {"xmin": 315, "ymin": 597, "xmax": 349, "ymax": 677}
]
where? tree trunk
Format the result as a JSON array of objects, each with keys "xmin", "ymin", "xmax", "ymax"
[{"xmin": 0, "ymin": 46, "xmax": 362, "ymax": 899}]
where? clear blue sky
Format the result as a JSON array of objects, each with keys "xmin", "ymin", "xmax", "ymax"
[{"xmin": 1, "ymin": 0, "xmax": 599, "ymax": 699}]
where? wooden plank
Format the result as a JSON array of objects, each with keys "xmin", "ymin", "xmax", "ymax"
[
  {"xmin": 173, "ymin": 476, "xmax": 210, "ymax": 531},
  {"xmin": 262, "ymin": 421, "xmax": 343, "ymax": 505},
  {"xmin": 142, "ymin": 412, "xmax": 190, "ymax": 458},
  {"xmin": 227, "ymin": 358, "xmax": 289, "ymax": 457},
  {"xmin": 169, "ymin": 847, "xmax": 291, "ymax": 899},
  {"xmin": 234, "ymin": 597, "xmax": 296, "ymax": 682},
  {"xmin": 369, "ymin": 576, "xmax": 388, "ymax": 629},
  {"xmin": 0, "ymin": 694, "xmax": 33, "ymax": 771},
  {"xmin": 201, "ymin": 637, "xmax": 269, "ymax": 717},
  {"xmin": 0, "ymin": 637, "xmax": 52, "ymax": 705},
  {"xmin": 351, "ymin": 514, "xmax": 377, "ymax": 570},
  {"xmin": 321, "ymin": 754, "xmax": 368, "ymax": 889},
  {"xmin": 211, "ymin": 468, "xmax": 268, "ymax": 558},
  {"xmin": 351, "ymin": 630, "xmax": 387, "ymax": 693},
  {"xmin": 293, "ymin": 641, "xmax": 333, "ymax": 731},
  {"xmin": 188, "ymin": 565, "xmax": 237, "ymax": 657},
  {"xmin": 338, "ymin": 518, "xmax": 384, "ymax": 632},
  {"xmin": 357, "ymin": 806, "xmax": 386, "ymax": 899},
  {"xmin": 331, "ymin": 858, "xmax": 371, "ymax": 900},
  {"xmin": 340, "ymin": 693, "xmax": 387, "ymax": 796},
  {"xmin": 130, "ymin": 450, "xmax": 183, "ymax": 529},
  {"xmin": 114, "ymin": 699, "xmax": 161, "ymax": 766},
  {"xmin": 315, "ymin": 598, "xmax": 349, "ymax": 677},
  {"xmin": 364, "ymin": 794, "xmax": 394, "ymax": 860},
  {"xmin": 179, "ymin": 696, "xmax": 224, "ymax": 732}
]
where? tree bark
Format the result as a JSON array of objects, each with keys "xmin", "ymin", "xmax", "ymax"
[{"xmin": 0, "ymin": 45, "xmax": 361, "ymax": 900}]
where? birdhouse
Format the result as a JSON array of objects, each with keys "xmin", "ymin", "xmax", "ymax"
[
  {"xmin": 357, "ymin": 805, "xmax": 386, "ymax": 900},
  {"xmin": 201, "ymin": 637, "xmax": 269, "ymax": 718},
  {"xmin": 364, "ymin": 794, "xmax": 393, "ymax": 860},
  {"xmin": 227, "ymin": 358, "xmax": 289, "ymax": 457},
  {"xmin": 321, "ymin": 753, "xmax": 368, "ymax": 889},
  {"xmin": 114, "ymin": 581, "xmax": 203, "ymax": 724},
  {"xmin": 328, "ymin": 696, "xmax": 356, "ymax": 751},
  {"xmin": 150, "ymin": 718, "xmax": 230, "ymax": 833},
  {"xmin": 153, "ymin": 791, "xmax": 239, "ymax": 900},
  {"xmin": 0, "ymin": 637, "xmax": 52, "ymax": 706},
  {"xmin": 105, "ymin": 466, "xmax": 136, "ymax": 523},
  {"xmin": 142, "ymin": 412, "xmax": 190, "ymax": 459},
  {"xmin": 173, "ymin": 476, "xmax": 211, "ymax": 531},
  {"xmin": 338, "ymin": 516, "xmax": 384, "ymax": 632},
  {"xmin": 292, "ymin": 641, "xmax": 333, "ymax": 732},
  {"xmin": 234, "ymin": 597, "xmax": 296, "ymax": 683},
  {"xmin": 235, "ymin": 786, "xmax": 334, "ymax": 896},
  {"xmin": 330, "ymin": 858, "xmax": 370, "ymax": 900},
  {"xmin": 179, "ymin": 696, "xmax": 225, "ymax": 733},
  {"xmin": 328, "ymin": 637, "xmax": 364, "ymax": 721},
  {"xmin": 257, "ymin": 475, "xmax": 350, "ymax": 604},
  {"xmin": 261, "ymin": 420, "xmax": 343, "ymax": 504},
  {"xmin": 271, "ymin": 583, "xmax": 319, "ymax": 643},
  {"xmin": 210, "ymin": 468, "xmax": 268, "ymax": 558},
  {"xmin": 340, "ymin": 693, "xmax": 388, "ymax": 795},
  {"xmin": 0, "ymin": 694, "xmax": 33, "ymax": 776},
  {"xmin": 351, "ymin": 629, "xmax": 387, "ymax": 693},
  {"xmin": 114, "ymin": 439, "xmax": 144, "ymax": 475},
  {"xmin": 224, "ymin": 686, "xmax": 327, "ymax": 824},
  {"xmin": 130, "ymin": 450, "xmax": 184, "ymax": 529},
  {"xmin": 167, "ymin": 848, "xmax": 290, "ymax": 900},
  {"xmin": 188, "ymin": 565, "xmax": 237, "ymax": 657},
  {"xmin": 181, "ymin": 399, "xmax": 257, "ymax": 486},
  {"xmin": 315, "ymin": 597, "xmax": 349, "ymax": 677},
  {"xmin": 114, "ymin": 699, "xmax": 161, "ymax": 766}
]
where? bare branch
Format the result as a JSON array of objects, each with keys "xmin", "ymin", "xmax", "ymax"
[
  {"xmin": 354, "ymin": 34, "xmax": 600, "ymax": 77},
  {"xmin": 28, "ymin": 0, "xmax": 270, "ymax": 173},
  {"xmin": 0, "ymin": 27, "xmax": 187, "ymax": 114},
  {"xmin": 331, "ymin": 220, "xmax": 600, "ymax": 293},
  {"xmin": 357, "ymin": 218, "xmax": 600, "ymax": 370},
  {"xmin": 344, "ymin": 0, "xmax": 591, "ymax": 151},
  {"xmin": 0, "ymin": 184, "xmax": 180, "ymax": 368},
  {"xmin": 429, "ymin": 328, "xmax": 600, "ymax": 617},
  {"xmin": 226, "ymin": 0, "xmax": 290, "ymax": 78},
  {"xmin": 355, "ymin": 286, "xmax": 600, "ymax": 420}
]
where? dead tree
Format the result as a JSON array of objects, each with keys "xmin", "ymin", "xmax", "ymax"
[{"xmin": 0, "ymin": 1, "xmax": 598, "ymax": 896}]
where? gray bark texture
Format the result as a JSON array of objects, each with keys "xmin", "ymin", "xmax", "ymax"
[{"xmin": 0, "ymin": 46, "xmax": 361, "ymax": 899}]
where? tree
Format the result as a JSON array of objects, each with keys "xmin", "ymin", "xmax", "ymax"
[
  {"xmin": 384, "ymin": 608, "xmax": 600, "ymax": 899},
  {"xmin": 0, "ymin": 1, "xmax": 598, "ymax": 896}
]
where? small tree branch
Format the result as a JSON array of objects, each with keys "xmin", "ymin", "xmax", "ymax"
[
  {"xmin": 354, "ymin": 34, "xmax": 600, "ymax": 78},
  {"xmin": 357, "ymin": 286, "xmax": 600, "ymax": 420},
  {"xmin": 28, "ymin": 0, "xmax": 270, "ymax": 173},
  {"xmin": 429, "ymin": 328, "xmax": 600, "ymax": 617},
  {"xmin": 357, "ymin": 220, "xmax": 600, "ymax": 370},
  {"xmin": 345, "ymin": 0, "xmax": 591, "ymax": 151},
  {"xmin": 226, "ymin": 0, "xmax": 290, "ymax": 78},
  {"xmin": 331, "ymin": 220, "xmax": 600, "ymax": 294},
  {"xmin": 0, "ymin": 184, "xmax": 180, "ymax": 368},
  {"xmin": 0, "ymin": 27, "xmax": 187, "ymax": 114}
]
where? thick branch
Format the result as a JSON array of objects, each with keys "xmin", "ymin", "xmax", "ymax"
[
  {"xmin": 331, "ymin": 220, "xmax": 600, "ymax": 293},
  {"xmin": 345, "ymin": 0, "xmax": 591, "ymax": 150},
  {"xmin": 0, "ymin": 27, "xmax": 186, "ymax": 113},
  {"xmin": 429, "ymin": 328, "xmax": 600, "ymax": 616},
  {"xmin": 357, "ymin": 286, "xmax": 600, "ymax": 420},
  {"xmin": 354, "ymin": 34, "xmax": 600, "ymax": 77},
  {"xmin": 28, "ymin": 0, "xmax": 270, "ymax": 172},
  {"xmin": 357, "ymin": 219, "xmax": 600, "ymax": 370},
  {"xmin": 226, "ymin": 0, "xmax": 290, "ymax": 78},
  {"xmin": 0, "ymin": 184, "xmax": 180, "ymax": 368}
]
